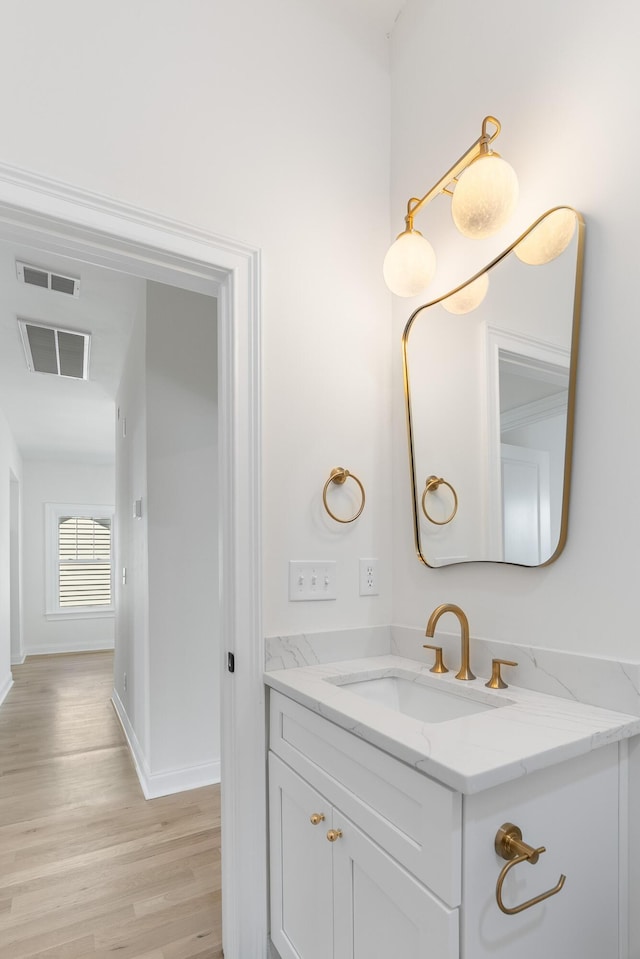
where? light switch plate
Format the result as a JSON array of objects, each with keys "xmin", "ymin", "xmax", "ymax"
[{"xmin": 289, "ymin": 561, "xmax": 337, "ymax": 601}]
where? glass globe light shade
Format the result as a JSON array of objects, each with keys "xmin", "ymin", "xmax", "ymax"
[
  {"xmin": 383, "ymin": 230, "xmax": 436, "ymax": 297},
  {"xmin": 441, "ymin": 272, "xmax": 490, "ymax": 315},
  {"xmin": 451, "ymin": 154, "xmax": 519, "ymax": 239},
  {"xmin": 515, "ymin": 208, "xmax": 577, "ymax": 265}
]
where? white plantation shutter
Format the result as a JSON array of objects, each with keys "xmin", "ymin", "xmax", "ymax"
[{"xmin": 58, "ymin": 515, "xmax": 112, "ymax": 607}]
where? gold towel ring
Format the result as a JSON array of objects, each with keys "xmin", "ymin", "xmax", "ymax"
[
  {"xmin": 421, "ymin": 475, "xmax": 458, "ymax": 525},
  {"xmin": 495, "ymin": 823, "xmax": 566, "ymax": 916},
  {"xmin": 323, "ymin": 467, "xmax": 365, "ymax": 524}
]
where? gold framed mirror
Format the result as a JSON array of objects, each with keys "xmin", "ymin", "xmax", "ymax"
[{"xmin": 403, "ymin": 207, "xmax": 585, "ymax": 568}]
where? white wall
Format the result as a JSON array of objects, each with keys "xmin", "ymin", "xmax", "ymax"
[
  {"xmin": 389, "ymin": 2, "xmax": 640, "ymax": 953},
  {"xmin": 146, "ymin": 282, "xmax": 219, "ymax": 776},
  {"xmin": 390, "ymin": 0, "xmax": 640, "ymax": 658},
  {"xmin": 9, "ymin": 472, "xmax": 21, "ymax": 665},
  {"xmin": 21, "ymin": 459, "xmax": 115, "ymax": 654},
  {"xmin": 0, "ymin": 409, "xmax": 22, "ymax": 699},
  {"xmin": 114, "ymin": 295, "xmax": 150, "ymax": 762},
  {"xmin": 114, "ymin": 283, "xmax": 219, "ymax": 793},
  {"xmin": 0, "ymin": 0, "xmax": 394, "ymax": 638}
]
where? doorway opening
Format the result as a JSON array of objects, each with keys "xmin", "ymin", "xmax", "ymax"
[{"xmin": 0, "ymin": 166, "xmax": 265, "ymax": 958}]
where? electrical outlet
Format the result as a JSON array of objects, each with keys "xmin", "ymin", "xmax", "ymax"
[
  {"xmin": 289, "ymin": 561, "xmax": 337, "ymax": 601},
  {"xmin": 359, "ymin": 558, "xmax": 379, "ymax": 596}
]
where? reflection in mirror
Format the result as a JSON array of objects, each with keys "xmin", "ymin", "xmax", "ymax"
[{"xmin": 403, "ymin": 207, "xmax": 584, "ymax": 568}]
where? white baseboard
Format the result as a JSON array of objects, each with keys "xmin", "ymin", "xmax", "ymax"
[
  {"xmin": 10, "ymin": 654, "xmax": 26, "ymax": 666},
  {"xmin": 0, "ymin": 673, "xmax": 14, "ymax": 707},
  {"xmin": 111, "ymin": 688, "xmax": 150, "ymax": 796},
  {"xmin": 23, "ymin": 640, "xmax": 115, "ymax": 656},
  {"xmin": 111, "ymin": 688, "xmax": 221, "ymax": 800},
  {"xmin": 144, "ymin": 757, "xmax": 222, "ymax": 799}
]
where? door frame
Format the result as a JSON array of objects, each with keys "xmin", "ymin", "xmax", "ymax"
[
  {"xmin": 484, "ymin": 323, "xmax": 570, "ymax": 562},
  {"xmin": 0, "ymin": 161, "xmax": 266, "ymax": 958}
]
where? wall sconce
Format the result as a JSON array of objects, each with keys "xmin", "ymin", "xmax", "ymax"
[
  {"xmin": 514, "ymin": 207, "xmax": 576, "ymax": 265},
  {"xmin": 441, "ymin": 271, "xmax": 490, "ymax": 315},
  {"xmin": 383, "ymin": 116, "xmax": 518, "ymax": 297}
]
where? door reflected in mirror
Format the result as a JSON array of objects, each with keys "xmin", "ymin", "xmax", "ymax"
[{"xmin": 403, "ymin": 207, "xmax": 584, "ymax": 568}]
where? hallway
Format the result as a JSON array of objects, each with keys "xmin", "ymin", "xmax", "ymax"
[{"xmin": 0, "ymin": 652, "xmax": 222, "ymax": 958}]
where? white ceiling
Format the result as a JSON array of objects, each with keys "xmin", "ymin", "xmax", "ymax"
[
  {"xmin": 0, "ymin": 2, "xmax": 405, "ymax": 466},
  {"xmin": 0, "ymin": 241, "xmax": 145, "ymax": 464},
  {"xmin": 344, "ymin": 0, "xmax": 406, "ymax": 33}
]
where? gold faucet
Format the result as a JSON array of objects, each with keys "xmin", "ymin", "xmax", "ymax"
[{"xmin": 425, "ymin": 603, "xmax": 475, "ymax": 681}]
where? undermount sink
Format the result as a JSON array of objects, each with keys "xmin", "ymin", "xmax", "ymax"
[{"xmin": 333, "ymin": 672, "xmax": 502, "ymax": 724}]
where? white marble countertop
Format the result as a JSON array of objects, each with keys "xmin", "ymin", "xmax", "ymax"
[{"xmin": 264, "ymin": 655, "xmax": 640, "ymax": 794}]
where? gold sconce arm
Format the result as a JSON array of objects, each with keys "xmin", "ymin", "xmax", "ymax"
[
  {"xmin": 384, "ymin": 115, "xmax": 516, "ymax": 298},
  {"xmin": 495, "ymin": 823, "xmax": 567, "ymax": 915},
  {"xmin": 403, "ymin": 116, "xmax": 501, "ymax": 231}
]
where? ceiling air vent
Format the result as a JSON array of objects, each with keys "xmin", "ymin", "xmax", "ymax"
[
  {"xmin": 16, "ymin": 261, "xmax": 80, "ymax": 298},
  {"xmin": 18, "ymin": 320, "xmax": 91, "ymax": 380}
]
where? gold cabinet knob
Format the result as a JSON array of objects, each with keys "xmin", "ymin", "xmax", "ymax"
[
  {"xmin": 486, "ymin": 658, "xmax": 518, "ymax": 689},
  {"xmin": 326, "ymin": 829, "xmax": 343, "ymax": 842},
  {"xmin": 423, "ymin": 643, "xmax": 449, "ymax": 673},
  {"xmin": 309, "ymin": 813, "xmax": 325, "ymax": 826}
]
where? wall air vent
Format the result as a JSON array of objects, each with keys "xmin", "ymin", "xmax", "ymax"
[
  {"xmin": 18, "ymin": 319, "xmax": 91, "ymax": 380},
  {"xmin": 16, "ymin": 261, "xmax": 80, "ymax": 297}
]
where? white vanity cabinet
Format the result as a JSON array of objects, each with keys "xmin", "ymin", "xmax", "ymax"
[
  {"xmin": 268, "ymin": 689, "xmax": 623, "ymax": 959},
  {"xmin": 269, "ymin": 754, "xmax": 457, "ymax": 959},
  {"xmin": 269, "ymin": 690, "xmax": 459, "ymax": 959}
]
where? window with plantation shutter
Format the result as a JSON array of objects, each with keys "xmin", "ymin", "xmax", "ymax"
[
  {"xmin": 58, "ymin": 515, "xmax": 112, "ymax": 607},
  {"xmin": 46, "ymin": 503, "xmax": 115, "ymax": 617}
]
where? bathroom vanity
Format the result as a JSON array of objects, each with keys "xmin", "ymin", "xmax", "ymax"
[{"xmin": 265, "ymin": 656, "xmax": 639, "ymax": 959}]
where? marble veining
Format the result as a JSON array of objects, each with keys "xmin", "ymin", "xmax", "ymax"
[
  {"xmin": 266, "ymin": 624, "xmax": 640, "ymax": 726},
  {"xmin": 265, "ymin": 625, "xmax": 390, "ymax": 671},
  {"xmin": 391, "ymin": 625, "xmax": 640, "ymax": 718},
  {"xmin": 265, "ymin": 655, "xmax": 640, "ymax": 794}
]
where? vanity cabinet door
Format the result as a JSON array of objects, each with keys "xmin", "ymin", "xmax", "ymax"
[
  {"xmin": 269, "ymin": 753, "xmax": 334, "ymax": 959},
  {"xmin": 332, "ymin": 813, "xmax": 459, "ymax": 959},
  {"xmin": 270, "ymin": 751, "xmax": 459, "ymax": 959},
  {"xmin": 270, "ymin": 688, "xmax": 462, "ymax": 905}
]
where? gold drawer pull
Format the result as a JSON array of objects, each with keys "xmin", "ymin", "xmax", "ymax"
[
  {"xmin": 495, "ymin": 823, "xmax": 566, "ymax": 915},
  {"xmin": 326, "ymin": 829, "xmax": 343, "ymax": 842},
  {"xmin": 309, "ymin": 813, "xmax": 325, "ymax": 826}
]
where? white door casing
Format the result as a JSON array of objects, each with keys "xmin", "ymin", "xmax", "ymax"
[
  {"xmin": 484, "ymin": 324, "xmax": 569, "ymax": 562},
  {"xmin": 0, "ymin": 161, "xmax": 265, "ymax": 958},
  {"xmin": 501, "ymin": 443, "xmax": 551, "ymax": 565}
]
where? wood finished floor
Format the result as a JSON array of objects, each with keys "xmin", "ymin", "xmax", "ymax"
[{"xmin": 0, "ymin": 651, "xmax": 222, "ymax": 958}]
